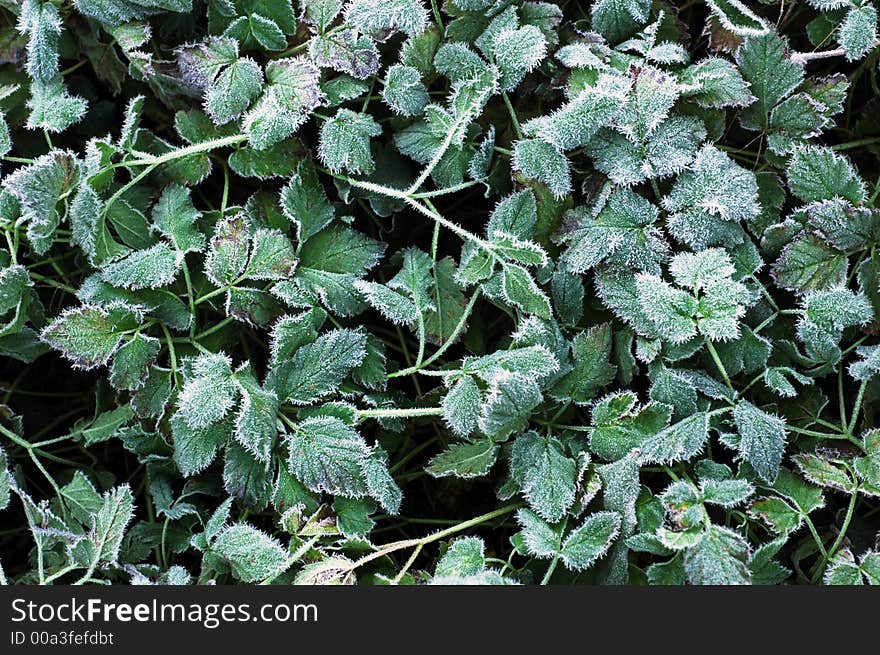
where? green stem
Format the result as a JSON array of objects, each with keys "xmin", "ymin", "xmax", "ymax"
[
  {"xmin": 704, "ymin": 339, "xmax": 734, "ymax": 391},
  {"xmin": 847, "ymin": 379, "xmax": 869, "ymax": 436},
  {"xmin": 356, "ymin": 407, "xmax": 444, "ymax": 419},
  {"xmin": 342, "ymin": 502, "xmax": 524, "ymax": 580}
]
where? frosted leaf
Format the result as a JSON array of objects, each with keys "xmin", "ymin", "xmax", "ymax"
[
  {"xmin": 524, "ymin": 74, "xmax": 629, "ymax": 151},
  {"xmin": 492, "ymin": 26, "xmax": 547, "ymax": 92},
  {"xmin": 839, "ymin": 2, "xmax": 878, "ymax": 61},
  {"xmin": 560, "ymin": 511, "xmax": 621, "ymax": 571},
  {"xmin": 734, "ymin": 400, "xmax": 786, "ymax": 483},
  {"xmin": 243, "ymin": 57, "xmax": 325, "ymax": 149},
  {"xmin": 487, "ymin": 190, "xmax": 537, "ymax": 240},
  {"xmin": 679, "ymin": 57, "xmax": 756, "ymax": 108},
  {"xmin": 318, "ymin": 108, "xmax": 382, "ymax": 174},
  {"xmin": 109, "ymin": 333, "xmax": 161, "ymax": 391},
  {"xmin": 478, "ymin": 371, "xmax": 542, "ymax": 441},
  {"xmin": 344, "ymin": 0, "xmax": 429, "ymax": 38},
  {"xmin": 634, "ymin": 274, "xmax": 698, "ymax": 343},
  {"xmin": 287, "ymin": 416, "xmax": 370, "ymax": 496},
  {"xmin": 586, "ymin": 116, "xmax": 706, "ymax": 186},
  {"xmin": 511, "ymin": 138, "xmax": 571, "ymax": 199},
  {"xmin": 41, "ymin": 303, "xmax": 140, "ymax": 370},
  {"xmin": 176, "ymin": 353, "xmax": 237, "ymax": 429},
  {"xmin": 501, "ymin": 262, "xmax": 553, "ymax": 318},
  {"xmin": 442, "ymin": 375, "xmax": 481, "ymax": 437},
  {"xmin": 588, "ymin": 391, "xmax": 671, "ymax": 461},
  {"xmin": 662, "ymin": 145, "xmax": 760, "ymax": 248},
  {"xmin": 669, "ymin": 248, "xmax": 736, "ymax": 291},
  {"xmin": 705, "ymin": 0, "xmax": 769, "ymax": 36},
  {"xmin": 18, "ymin": 0, "xmax": 62, "ymax": 83},
  {"xmin": 26, "ymin": 77, "xmax": 88, "ymax": 133},
  {"xmin": 618, "ymin": 66, "xmax": 682, "ymax": 142},
  {"xmin": 591, "ymin": 0, "xmax": 651, "ymax": 43},
  {"xmin": 786, "ymin": 145, "xmax": 866, "ymax": 204},
  {"xmin": 212, "ymin": 524, "xmax": 288, "ymax": 583},
  {"xmin": 309, "ymin": 29, "xmax": 380, "ymax": 79},
  {"xmin": 303, "ymin": 0, "xmax": 345, "ymax": 32},
  {"xmin": 382, "ymin": 64, "xmax": 429, "ymax": 116},
  {"xmin": 206, "ymin": 57, "xmax": 262, "ymax": 124},
  {"xmin": 766, "ymin": 93, "xmax": 828, "ymax": 155},
  {"xmin": 683, "ymin": 524, "xmax": 751, "ymax": 585},
  {"xmin": 269, "ymin": 327, "xmax": 367, "ymax": 404},
  {"xmin": 463, "ymin": 345, "xmax": 560, "ymax": 382},
  {"xmin": 509, "ymin": 431, "xmax": 577, "ymax": 522},
  {"xmin": 560, "ymin": 188, "xmax": 665, "ymax": 274},
  {"xmin": 426, "ymin": 439, "xmax": 499, "ymax": 478},
  {"xmin": 353, "ymin": 280, "xmax": 418, "ymax": 325},
  {"xmin": 232, "ymin": 369, "xmax": 278, "ymax": 463},
  {"xmin": 100, "ymin": 243, "xmax": 183, "ymax": 290}
]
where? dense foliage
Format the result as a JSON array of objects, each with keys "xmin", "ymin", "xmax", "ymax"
[{"xmin": 1, "ymin": 0, "xmax": 880, "ymax": 586}]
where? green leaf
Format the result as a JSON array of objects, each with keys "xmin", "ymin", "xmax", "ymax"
[
  {"xmin": 270, "ymin": 328, "xmax": 366, "ymax": 404},
  {"xmin": 771, "ymin": 233, "xmax": 848, "ymax": 293},
  {"xmin": 245, "ymin": 229, "xmax": 297, "ymax": 280},
  {"xmin": 511, "ymin": 138, "xmax": 571, "ymax": 199},
  {"xmin": 736, "ymin": 32, "xmax": 804, "ymax": 132},
  {"xmin": 591, "ymin": 0, "xmax": 651, "ymax": 43},
  {"xmin": 589, "ymin": 392, "xmax": 671, "ymax": 461},
  {"xmin": 839, "ymin": 3, "xmax": 878, "ymax": 61},
  {"xmin": 442, "ymin": 375, "xmax": 481, "ymax": 438},
  {"xmin": 560, "ymin": 511, "xmax": 621, "ymax": 571},
  {"xmin": 478, "ymin": 371, "xmax": 542, "ymax": 441},
  {"xmin": 233, "ymin": 369, "xmax": 278, "ymax": 463},
  {"xmin": 280, "ymin": 159, "xmax": 335, "ymax": 243},
  {"xmin": 501, "ymin": 263, "xmax": 552, "ymax": 319},
  {"xmin": 41, "ymin": 303, "xmax": 139, "ymax": 369},
  {"xmin": 287, "ymin": 416, "xmax": 369, "ymax": 496},
  {"xmin": 171, "ymin": 413, "xmax": 225, "ymax": 484},
  {"xmin": 152, "ymin": 184, "xmax": 205, "ymax": 253},
  {"xmin": 734, "ymin": 401, "xmax": 786, "ymax": 484},
  {"xmin": 786, "ymin": 145, "xmax": 865, "ymax": 204},
  {"xmin": 109, "ymin": 333, "xmax": 160, "ymax": 391},
  {"xmin": 426, "ymin": 439, "xmax": 499, "ymax": 478},
  {"xmin": 212, "ymin": 524, "xmax": 288, "ymax": 583},
  {"xmin": 510, "ymin": 431, "xmax": 577, "ymax": 522},
  {"xmin": 551, "ymin": 323, "xmax": 618, "ymax": 404},
  {"xmin": 515, "ymin": 507, "xmax": 562, "ymax": 559},
  {"xmin": 318, "ymin": 108, "xmax": 382, "ymax": 175},
  {"xmin": 683, "ymin": 525, "xmax": 751, "ymax": 585},
  {"xmin": 289, "ymin": 224, "xmax": 385, "ymax": 316}
]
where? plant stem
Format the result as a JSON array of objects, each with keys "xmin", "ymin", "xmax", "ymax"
[
  {"xmin": 356, "ymin": 406, "xmax": 444, "ymax": 419},
  {"xmin": 342, "ymin": 502, "xmax": 524, "ymax": 580}
]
